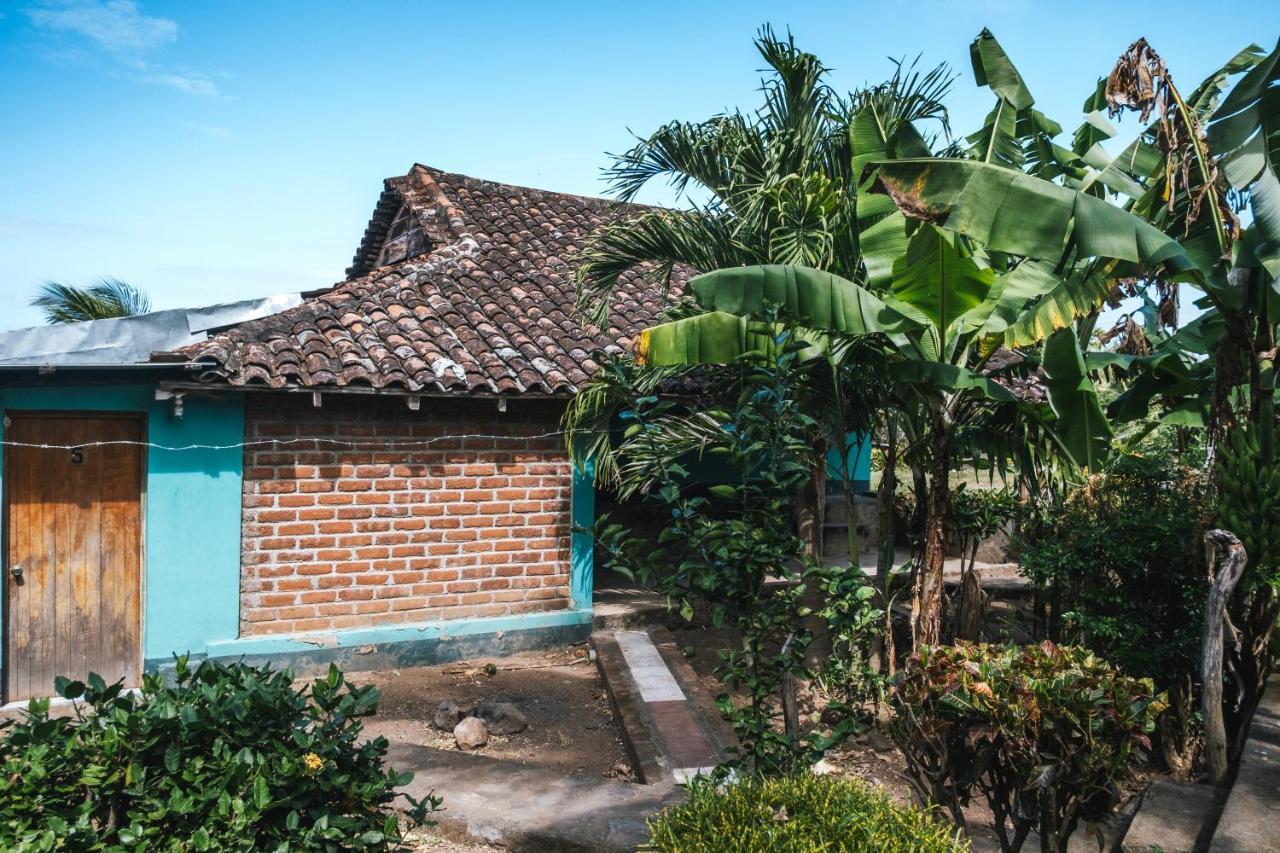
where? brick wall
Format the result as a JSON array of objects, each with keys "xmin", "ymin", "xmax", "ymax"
[{"xmin": 239, "ymin": 395, "xmax": 573, "ymax": 636}]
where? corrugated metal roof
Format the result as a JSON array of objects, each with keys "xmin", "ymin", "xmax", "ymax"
[{"xmin": 0, "ymin": 294, "xmax": 303, "ymax": 367}]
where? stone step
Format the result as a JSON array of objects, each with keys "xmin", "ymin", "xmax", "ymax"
[
  {"xmin": 1208, "ymin": 680, "xmax": 1280, "ymax": 852},
  {"xmin": 593, "ymin": 585, "xmax": 670, "ymax": 632},
  {"xmin": 1121, "ymin": 778, "xmax": 1225, "ymax": 853},
  {"xmin": 591, "ymin": 626, "xmax": 737, "ymax": 786}
]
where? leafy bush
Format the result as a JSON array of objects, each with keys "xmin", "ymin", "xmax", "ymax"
[
  {"xmin": 891, "ymin": 642, "xmax": 1163, "ymax": 853},
  {"xmin": 0, "ymin": 657, "xmax": 438, "ymax": 851},
  {"xmin": 948, "ymin": 484, "xmax": 1019, "ymax": 566},
  {"xmin": 643, "ymin": 774, "xmax": 967, "ymax": 852},
  {"xmin": 1017, "ymin": 454, "xmax": 1209, "ymax": 771},
  {"xmin": 593, "ymin": 324, "xmax": 883, "ymax": 774}
]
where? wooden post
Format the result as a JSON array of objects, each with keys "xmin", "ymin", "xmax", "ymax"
[{"xmin": 1202, "ymin": 528, "xmax": 1248, "ymax": 786}]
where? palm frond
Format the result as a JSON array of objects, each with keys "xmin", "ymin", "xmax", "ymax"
[
  {"xmin": 31, "ymin": 278, "xmax": 151, "ymax": 324},
  {"xmin": 575, "ymin": 209, "xmax": 753, "ymax": 327}
]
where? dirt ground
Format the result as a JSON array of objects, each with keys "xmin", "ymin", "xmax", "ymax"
[
  {"xmin": 353, "ymin": 644, "xmax": 633, "ymax": 782},
  {"xmin": 402, "ymin": 828, "xmax": 502, "ymax": 852}
]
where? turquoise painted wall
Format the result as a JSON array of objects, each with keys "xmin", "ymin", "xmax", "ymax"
[
  {"xmin": 0, "ymin": 384, "xmax": 244, "ymax": 668},
  {"xmin": 826, "ymin": 432, "xmax": 873, "ymax": 492},
  {"xmin": 679, "ymin": 431, "xmax": 873, "ymax": 491}
]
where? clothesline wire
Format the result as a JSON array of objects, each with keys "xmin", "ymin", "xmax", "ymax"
[{"xmin": 0, "ymin": 429, "xmax": 570, "ymax": 453}]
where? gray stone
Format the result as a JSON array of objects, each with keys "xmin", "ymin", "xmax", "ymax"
[
  {"xmin": 476, "ymin": 700, "xmax": 528, "ymax": 735},
  {"xmin": 389, "ymin": 742, "xmax": 684, "ymax": 852},
  {"xmin": 863, "ymin": 728, "xmax": 896, "ymax": 754},
  {"xmin": 433, "ymin": 700, "xmax": 476, "ymax": 732},
  {"xmin": 453, "ymin": 716, "xmax": 488, "ymax": 750},
  {"xmin": 1122, "ymin": 778, "xmax": 1221, "ymax": 853},
  {"xmin": 1208, "ymin": 681, "xmax": 1280, "ymax": 852}
]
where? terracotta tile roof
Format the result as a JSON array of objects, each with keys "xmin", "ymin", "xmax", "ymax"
[{"xmin": 187, "ymin": 165, "xmax": 689, "ymax": 395}]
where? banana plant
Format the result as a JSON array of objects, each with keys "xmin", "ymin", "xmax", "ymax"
[
  {"xmin": 627, "ymin": 29, "xmax": 1200, "ymax": 647},
  {"xmin": 635, "ymin": 205, "xmax": 1187, "ymax": 645}
]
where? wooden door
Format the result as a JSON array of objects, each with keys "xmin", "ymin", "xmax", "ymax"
[{"xmin": 4, "ymin": 414, "xmax": 143, "ymax": 702}]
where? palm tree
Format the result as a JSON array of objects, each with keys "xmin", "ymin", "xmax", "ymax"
[
  {"xmin": 576, "ymin": 26, "xmax": 954, "ymax": 327},
  {"xmin": 573, "ymin": 28, "xmax": 954, "ymax": 655},
  {"xmin": 31, "ymin": 278, "xmax": 152, "ymax": 324}
]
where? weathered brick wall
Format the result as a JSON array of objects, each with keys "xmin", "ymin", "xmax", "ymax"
[{"xmin": 239, "ymin": 395, "xmax": 573, "ymax": 636}]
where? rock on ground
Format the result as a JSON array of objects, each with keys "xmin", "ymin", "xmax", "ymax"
[
  {"xmin": 476, "ymin": 700, "xmax": 528, "ymax": 735},
  {"xmin": 434, "ymin": 700, "xmax": 476, "ymax": 732},
  {"xmin": 454, "ymin": 717, "xmax": 489, "ymax": 750}
]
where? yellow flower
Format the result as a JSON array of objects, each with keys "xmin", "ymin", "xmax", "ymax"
[{"xmin": 302, "ymin": 752, "xmax": 325, "ymax": 774}]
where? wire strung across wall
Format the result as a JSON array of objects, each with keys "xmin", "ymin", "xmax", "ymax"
[{"xmin": 0, "ymin": 429, "xmax": 570, "ymax": 453}]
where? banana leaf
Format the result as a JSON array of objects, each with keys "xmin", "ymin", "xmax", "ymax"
[
  {"xmin": 889, "ymin": 224, "xmax": 995, "ymax": 356},
  {"xmin": 1207, "ymin": 38, "xmax": 1280, "ymax": 272},
  {"xmin": 686, "ymin": 265, "xmax": 921, "ymax": 336},
  {"xmin": 1041, "ymin": 327, "xmax": 1112, "ymax": 471},
  {"xmin": 872, "ymin": 158, "xmax": 1197, "ymax": 277},
  {"xmin": 635, "ymin": 311, "xmax": 828, "ymax": 367},
  {"xmin": 889, "ymin": 360, "xmax": 1017, "ymax": 403}
]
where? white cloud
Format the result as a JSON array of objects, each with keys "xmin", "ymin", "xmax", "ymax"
[
  {"xmin": 25, "ymin": 1, "xmax": 177, "ymax": 54},
  {"xmin": 149, "ymin": 72, "xmax": 218, "ymax": 97},
  {"xmin": 183, "ymin": 121, "xmax": 232, "ymax": 139},
  {"xmin": 23, "ymin": 1, "xmax": 223, "ymax": 97}
]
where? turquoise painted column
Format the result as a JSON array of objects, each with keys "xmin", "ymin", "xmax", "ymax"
[{"xmin": 569, "ymin": 459, "xmax": 595, "ymax": 611}]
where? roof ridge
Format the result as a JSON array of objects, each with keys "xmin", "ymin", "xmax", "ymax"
[{"xmin": 413, "ymin": 163, "xmax": 626, "ymax": 208}]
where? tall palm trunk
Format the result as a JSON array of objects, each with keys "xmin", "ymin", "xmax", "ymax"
[
  {"xmin": 912, "ymin": 407, "xmax": 951, "ymax": 648},
  {"xmin": 797, "ymin": 452, "xmax": 830, "ymax": 665},
  {"xmin": 873, "ymin": 424, "xmax": 899, "ymax": 675}
]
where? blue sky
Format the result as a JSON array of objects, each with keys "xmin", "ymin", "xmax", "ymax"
[{"xmin": 0, "ymin": 0, "xmax": 1274, "ymax": 330}]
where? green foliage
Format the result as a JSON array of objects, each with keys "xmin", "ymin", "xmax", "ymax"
[
  {"xmin": 643, "ymin": 774, "xmax": 968, "ymax": 853},
  {"xmin": 576, "ymin": 26, "xmax": 953, "ymax": 326},
  {"xmin": 812, "ymin": 564, "xmax": 888, "ymax": 716},
  {"xmin": 31, "ymin": 278, "xmax": 151, "ymax": 324},
  {"xmin": 593, "ymin": 320, "xmax": 880, "ymax": 774},
  {"xmin": 891, "ymin": 642, "xmax": 1164, "ymax": 853},
  {"xmin": 948, "ymin": 485, "xmax": 1018, "ymax": 555},
  {"xmin": 1217, "ymin": 425, "xmax": 1280, "ymax": 589},
  {"xmin": 1018, "ymin": 455, "xmax": 1210, "ymax": 691},
  {"xmin": 0, "ymin": 657, "xmax": 439, "ymax": 851}
]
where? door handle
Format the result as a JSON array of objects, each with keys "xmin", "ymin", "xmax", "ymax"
[{"xmin": 9, "ymin": 564, "xmax": 22, "ymax": 582}]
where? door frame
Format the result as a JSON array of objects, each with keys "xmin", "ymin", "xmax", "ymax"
[{"xmin": 1, "ymin": 410, "xmax": 148, "ymax": 703}]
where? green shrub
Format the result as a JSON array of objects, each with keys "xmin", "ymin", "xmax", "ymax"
[
  {"xmin": 891, "ymin": 642, "xmax": 1163, "ymax": 853},
  {"xmin": 593, "ymin": 324, "xmax": 881, "ymax": 775},
  {"xmin": 0, "ymin": 657, "xmax": 438, "ymax": 851},
  {"xmin": 643, "ymin": 774, "xmax": 967, "ymax": 852},
  {"xmin": 1017, "ymin": 454, "xmax": 1209, "ymax": 771}
]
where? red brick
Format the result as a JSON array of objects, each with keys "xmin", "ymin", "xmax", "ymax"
[{"xmin": 239, "ymin": 397, "xmax": 574, "ymax": 636}]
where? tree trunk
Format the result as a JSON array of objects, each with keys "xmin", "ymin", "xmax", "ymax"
[
  {"xmin": 912, "ymin": 413, "xmax": 951, "ymax": 649},
  {"xmin": 1202, "ymin": 529, "xmax": 1248, "ymax": 786},
  {"xmin": 797, "ymin": 454, "xmax": 830, "ymax": 665},
  {"xmin": 873, "ymin": 434, "xmax": 899, "ymax": 675},
  {"xmin": 952, "ymin": 569, "xmax": 986, "ymax": 643}
]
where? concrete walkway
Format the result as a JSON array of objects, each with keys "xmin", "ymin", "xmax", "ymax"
[
  {"xmin": 593, "ymin": 626, "xmax": 736, "ymax": 785},
  {"xmin": 1208, "ymin": 681, "xmax": 1280, "ymax": 852},
  {"xmin": 390, "ymin": 742, "xmax": 682, "ymax": 852}
]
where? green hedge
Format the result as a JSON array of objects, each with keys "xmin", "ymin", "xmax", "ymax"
[
  {"xmin": 643, "ymin": 775, "xmax": 967, "ymax": 852},
  {"xmin": 0, "ymin": 657, "xmax": 437, "ymax": 850}
]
